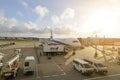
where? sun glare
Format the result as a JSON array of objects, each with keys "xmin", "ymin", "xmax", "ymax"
[{"xmin": 82, "ymin": 10, "xmax": 117, "ymax": 36}]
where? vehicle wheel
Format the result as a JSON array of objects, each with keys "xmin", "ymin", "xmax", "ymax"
[
  {"xmin": 80, "ymin": 70, "xmax": 82, "ymax": 73},
  {"xmin": 117, "ymin": 62, "xmax": 120, "ymax": 65},
  {"xmin": 73, "ymin": 66, "xmax": 75, "ymax": 70},
  {"xmin": 23, "ymin": 72, "xmax": 26, "ymax": 75},
  {"xmin": 13, "ymin": 72, "xmax": 17, "ymax": 77},
  {"xmin": 103, "ymin": 72, "xmax": 107, "ymax": 75},
  {"xmin": 95, "ymin": 70, "xmax": 98, "ymax": 73},
  {"xmin": 0, "ymin": 74, "xmax": 4, "ymax": 78},
  {"xmin": 81, "ymin": 71, "xmax": 84, "ymax": 75},
  {"xmin": 0, "ymin": 71, "xmax": 4, "ymax": 78}
]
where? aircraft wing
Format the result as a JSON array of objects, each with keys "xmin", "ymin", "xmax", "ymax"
[{"xmin": 51, "ymin": 38, "xmax": 81, "ymax": 47}]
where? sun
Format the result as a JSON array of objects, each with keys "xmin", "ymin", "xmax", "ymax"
[{"xmin": 82, "ymin": 10, "xmax": 117, "ymax": 37}]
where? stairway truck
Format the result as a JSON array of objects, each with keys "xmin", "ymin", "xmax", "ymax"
[
  {"xmin": 83, "ymin": 57, "xmax": 108, "ymax": 75},
  {"xmin": 1, "ymin": 54, "xmax": 20, "ymax": 78}
]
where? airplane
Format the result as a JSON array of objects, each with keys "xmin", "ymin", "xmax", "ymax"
[
  {"xmin": 41, "ymin": 30, "xmax": 82, "ymax": 56},
  {"xmin": 50, "ymin": 30, "xmax": 82, "ymax": 49}
]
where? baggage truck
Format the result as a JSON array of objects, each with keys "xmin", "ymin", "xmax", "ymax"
[{"xmin": 43, "ymin": 42, "xmax": 68, "ymax": 56}]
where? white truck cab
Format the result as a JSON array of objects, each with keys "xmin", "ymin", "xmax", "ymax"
[
  {"xmin": 0, "ymin": 56, "xmax": 3, "ymax": 70},
  {"xmin": 23, "ymin": 56, "xmax": 35, "ymax": 75},
  {"xmin": 83, "ymin": 57, "xmax": 108, "ymax": 75},
  {"xmin": 72, "ymin": 58, "xmax": 94, "ymax": 76},
  {"xmin": 0, "ymin": 53, "xmax": 4, "ymax": 69},
  {"xmin": 15, "ymin": 49, "xmax": 22, "ymax": 58}
]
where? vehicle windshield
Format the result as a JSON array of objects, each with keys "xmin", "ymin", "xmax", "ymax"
[
  {"xmin": 97, "ymin": 63, "xmax": 105, "ymax": 67},
  {"xmin": 25, "ymin": 62, "xmax": 29, "ymax": 67},
  {"xmin": 116, "ymin": 56, "xmax": 120, "ymax": 61},
  {"xmin": 83, "ymin": 64, "xmax": 92, "ymax": 68}
]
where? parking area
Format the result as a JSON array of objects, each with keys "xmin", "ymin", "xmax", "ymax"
[
  {"xmin": 1, "ymin": 41, "xmax": 120, "ymax": 80},
  {"xmin": 15, "ymin": 55, "xmax": 120, "ymax": 80},
  {"xmin": 15, "ymin": 48, "xmax": 120, "ymax": 80}
]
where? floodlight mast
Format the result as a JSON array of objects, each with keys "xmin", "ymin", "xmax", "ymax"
[{"xmin": 50, "ymin": 29, "xmax": 53, "ymax": 39}]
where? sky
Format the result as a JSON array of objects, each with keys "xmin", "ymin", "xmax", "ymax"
[{"xmin": 0, "ymin": 0, "xmax": 120, "ymax": 38}]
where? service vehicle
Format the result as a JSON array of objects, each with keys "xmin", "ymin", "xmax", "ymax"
[
  {"xmin": 43, "ymin": 42, "xmax": 68, "ymax": 56},
  {"xmin": 118, "ymin": 47, "xmax": 120, "ymax": 55},
  {"xmin": 72, "ymin": 58, "xmax": 94, "ymax": 75},
  {"xmin": 115, "ymin": 56, "xmax": 120, "ymax": 64},
  {"xmin": 15, "ymin": 49, "xmax": 22, "ymax": 58},
  {"xmin": 0, "ymin": 55, "xmax": 3, "ymax": 70},
  {"xmin": 1, "ymin": 54, "xmax": 20, "ymax": 78},
  {"xmin": 83, "ymin": 57, "xmax": 108, "ymax": 75},
  {"xmin": 23, "ymin": 56, "xmax": 35, "ymax": 75}
]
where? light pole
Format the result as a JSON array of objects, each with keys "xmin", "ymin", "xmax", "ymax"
[
  {"xmin": 94, "ymin": 35, "xmax": 98, "ymax": 58},
  {"xmin": 102, "ymin": 35, "xmax": 107, "ymax": 62}
]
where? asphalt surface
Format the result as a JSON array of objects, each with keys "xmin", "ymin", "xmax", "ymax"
[{"xmin": 1, "ymin": 41, "xmax": 120, "ymax": 80}]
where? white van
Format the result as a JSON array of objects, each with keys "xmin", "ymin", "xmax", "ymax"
[
  {"xmin": 114, "ymin": 56, "xmax": 120, "ymax": 64},
  {"xmin": 23, "ymin": 56, "xmax": 35, "ymax": 74},
  {"xmin": 72, "ymin": 58, "xmax": 94, "ymax": 75},
  {"xmin": 83, "ymin": 57, "xmax": 108, "ymax": 75}
]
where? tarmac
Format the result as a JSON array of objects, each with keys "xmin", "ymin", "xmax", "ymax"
[{"xmin": 0, "ymin": 41, "xmax": 120, "ymax": 80}]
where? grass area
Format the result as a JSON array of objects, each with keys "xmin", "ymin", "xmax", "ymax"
[{"xmin": 0, "ymin": 39, "xmax": 37, "ymax": 42}]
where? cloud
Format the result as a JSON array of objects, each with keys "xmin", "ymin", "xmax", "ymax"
[
  {"xmin": 5, "ymin": 18, "xmax": 18, "ymax": 30},
  {"xmin": 24, "ymin": 21, "xmax": 38, "ymax": 30},
  {"xmin": 109, "ymin": 0, "xmax": 119, "ymax": 4},
  {"xmin": 51, "ymin": 16, "xmax": 60, "ymax": 24},
  {"xmin": 0, "ymin": 13, "xmax": 18, "ymax": 29},
  {"xmin": 34, "ymin": 5, "xmax": 49, "ymax": 17},
  {"xmin": 61, "ymin": 8, "xmax": 75, "ymax": 20},
  {"xmin": 0, "ymin": 11, "xmax": 5, "ymax": 24},
  {"xmin": 51, "ymin": 8, "xmax": 75, "ymax": 25},
  {"xmin": 51, "ymin": 8, "xmax": 76, "ymax": 36},
  {"xmin": 0, "ymin": 11, "xmax": 52, "ymax": 35},
  {"xmin": 0, "ymin": 11, "xmax": 76, "ymax": 38},
  {"xmin": 38, "ymin": 26, "xmax": 51, "ymax": 34},
  {"xmin": 0, "ymin": 12, "xmax": 38, "ymax": 33},
  {"xmin": 17, "ymin": 12, "xmax": 23, "ymax": 17},
  {"xmin": 21, "ymin": 1, "xmax": 28, "ymax": 8},
  {"xmin": 54, "ymin": 25, "xmax": 73, "ymax": 35}
]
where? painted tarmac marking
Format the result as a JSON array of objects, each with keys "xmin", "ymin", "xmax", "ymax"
[
  {"xmin": 37, "ymin": 76, "xmax": 40, "ymax": 78},
  {"xmin": 52, "ymin": 74, "xmax": 59, "ymax": 77},
  {"xmin": 84, "ymin": 73, "xmax": 120, "ymax": 80},
  {"xmin": 43, "ymin": 75, "xmax": 50, "ymax": 78},
  {"xmin": 35, "ymin": 64, "xmax": 40, "ymax": 78},
  {"xmin": 53, "ymin": 61, "xmax": 66, "ymax": 75}
]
